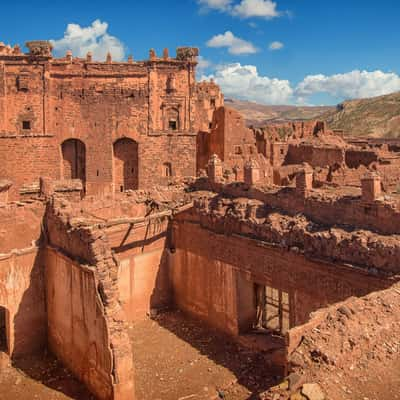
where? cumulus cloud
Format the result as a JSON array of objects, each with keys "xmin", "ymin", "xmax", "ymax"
[
  {"xmin": 200, "ymin": 63, "xmax": 400, "ymax": 105},
  {"xmin": 51, "ymin": 19, "xmax": 126, "ymax": 61},
  {"xmin": 296, "ymin": 70, "xmax": 400, "ymax": 99},
  {"xmin": 201, "ymin": 63, "xmax": 293, "ymax": 104},
  {"xmin": 269, "ymin": 41, "xmax": 284, "ymax": 50},
  {"xmin": 232, "ymin": 0, "xmax": 280, "ymax": 19},
  {"xmin": 206, "ymin": 31, "xmax": 258, "ymax": 55},
  {"xmin": 198, "ymin": 0, "xmax": 282, "ymax": 19}
]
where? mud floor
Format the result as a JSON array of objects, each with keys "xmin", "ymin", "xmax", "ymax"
[
  {"xmin": 0, "ymin": 311, "xmax": 279, "ymax": 400},
  {"xmin": 130, "ymin": 310, "xmax": 279, "ymax": 400},
  {"xmin": 0, "ymin": 352, "xmax": 95, "ymax": 400}
]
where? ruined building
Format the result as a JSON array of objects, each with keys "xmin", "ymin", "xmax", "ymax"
[
  {"xmin": 1, "ymin": 40, "xmax": 400, "ymax": 400},
  {"xmin": 0, "ymin": 40, "xmax": 222, "ymax": 199}
]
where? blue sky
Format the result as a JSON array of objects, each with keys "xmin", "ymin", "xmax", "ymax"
[{"xmin": 1, "ymin": 0, "xmax": 400, "ymax": 105}]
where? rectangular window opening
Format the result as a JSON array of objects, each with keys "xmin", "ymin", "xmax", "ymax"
[
  {"xmin": 22, "ymin": 120, "xmax": 31, "ymax": 130},
  {"xmin": 169, "ymin": 120, "xmax": 177, "ymax": 130}
]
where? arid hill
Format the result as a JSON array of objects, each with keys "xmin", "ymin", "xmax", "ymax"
[
  {"xmin": 228, "ymin": 92, "xmax": 400, "ymax": 138},
  {"xmin": 324, "ymin": 91, "xmax": 400, "ymax": 137},
  {"xmin": 225, "ymin": 98, "xmax": 334, "ymax": 127}
]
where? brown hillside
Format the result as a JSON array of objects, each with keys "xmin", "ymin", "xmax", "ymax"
[
  {"xmin": 225, "ymin": 98, "xmax": 334, "ymax": 127},
  {"xmin": 324, "ymin": 91, "xmax": 400, "ymax": 137}
]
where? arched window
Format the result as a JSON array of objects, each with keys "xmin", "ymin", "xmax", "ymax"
[
  {"xmin": 113, "ymin": 138, "xmax": 139, "ymax": 192},
  {"xmin": 61, "ymin": 139, "xmax": 86, "ymax": 185}
]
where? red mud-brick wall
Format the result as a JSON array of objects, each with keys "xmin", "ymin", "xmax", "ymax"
[
  {"xmin": 170, "ymin": 213, "xmax": 386, "ymax": 336},
  {"xmin": 1, "ymin": 50, "xmax": 220, "ymax": 198},
  {"xmin": 45, "ymin": 248, "xmax": 116, "ymax": 400},
  {"xmin": 109, "ymin": 218, "xmax": 171, "ymax": 321},
  {"xmin": 0, "ymin": 63, "xmax": 45, "ymax": 135},
  {"xmin": 48, "ymin": 62, "xmax": 150, "ymax": 196},
  {"xmin": 0, "ymin": 249, "xmax": 46, "ymax": 358},
  {"xmin": 345, "ymin": 149, "xmax": 379, "ymax": 168},
  {"xmin": 0, "ymin": 136, "xmax": 59, "ymax": 199},
  {"xmin": 140, "ymin": 135, "xmax": 197, "ymax": 187},
  {"xmin": 0, "ymin": 202, "xmax": 46, "ymax": 357},
  {"xmin": 286, "ymin": 144, "xmax": 344, "ymax": 167},
  {"xmin": 46, "ymin": 202, "xmax": 134, "ymax": 400},
  {"xmin": 206, "ymin": 107, "xmax": 257, "ymax": 173}
]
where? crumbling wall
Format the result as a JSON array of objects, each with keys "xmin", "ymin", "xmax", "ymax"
[
  {"xmin": 196, "ymin": 180, "xmax": 400, "ymax": 235},
  {"xmin": 345, "ymin": 149, "xmax": 378, "ymax": 168},
  {"xmin": 45, "ymin": 199, "xmax": 134, "ymax": 400},
  {"xmin": 285, "ymin": 144, "xmax": 344, "ymax": 168},
  {"xmin": 46, "ymin": 248, "xmax": 115, "ymax": 397},
  {"xmin": 170, "ymin": 207, "xmax": 388, "ymax": 336},
  {"xmin": 274, "ymin": 283, "xmax": 400, "ymax": 400}
]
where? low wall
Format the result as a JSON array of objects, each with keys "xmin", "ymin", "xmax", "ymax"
[{"xmin": 197, "ymin": 180, "xmax": 400, "ymax": 236}]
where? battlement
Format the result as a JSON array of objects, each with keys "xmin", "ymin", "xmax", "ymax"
[{"xmin": 0, "ymin": 40, "xmax": 199, "ymax": 66}]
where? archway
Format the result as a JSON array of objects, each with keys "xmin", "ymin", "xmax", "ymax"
[
  {"xmin": 0, "ymin": 306, "xmax": 9, "ymax": 354},
  {"xmin": 113, "ymin": 138, "xmax": 139, "ymax": 192},
  {"xmin": 61, "ymin": 139, "xmax": 86, "ymax": 184}
]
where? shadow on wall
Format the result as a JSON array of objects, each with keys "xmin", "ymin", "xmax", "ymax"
[
  {"xmin": 7, "ymin": 237, "xmax": 95, "ymax": 400},
  {"xmin": 11, "ymin": 245, "xmax": 46, "ymax": 359},
  {"xmin": 144, "ymin": 233, "xmax": 277, "ymax": 399}
]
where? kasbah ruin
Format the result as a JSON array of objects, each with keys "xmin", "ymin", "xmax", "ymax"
[{"xmin": 0, "ymin": 39, "xmax": 400, "ymax": 400}]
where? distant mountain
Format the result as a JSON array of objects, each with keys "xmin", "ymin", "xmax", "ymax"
[
  {"xmin": 323, "ymin": 91, "xmax": 400, "ymax": 138},
  {"xmin": 225, "ymin": 98, "xmax": 334, "ymax": 127}
]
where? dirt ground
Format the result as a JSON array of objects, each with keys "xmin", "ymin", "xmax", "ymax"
[
  {"xmin": 130, "ymin": 310, "xmax": 279, "ymax": 400},
  {"xmin": 0, "ymin": 311, "xmax": 279, "ymax": 400},
  {"xmin": 0, "ymin": 352, "xmax": 95, "ymax": 400}
]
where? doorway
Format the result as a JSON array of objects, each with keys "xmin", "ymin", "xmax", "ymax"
[
  {"xmin": 61, "ymin": 139, "xmax": 86, "ymax": 185},
  {"xmin": 113, "ymin": 138, "xmax": 139, "ymax": 192}
]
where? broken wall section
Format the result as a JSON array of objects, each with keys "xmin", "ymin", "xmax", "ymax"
[
  {"xmin": 45, "ymin": 198, "xmax": 134, "ymax": 400},
  {"xmin": 170, "ymin": 204, "xmax": 390, "ymax": 340}
]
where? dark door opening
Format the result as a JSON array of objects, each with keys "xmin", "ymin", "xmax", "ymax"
[
  {"xmin": 61, "ymin": 139, "xmax": 86, "ymax": 188},
  {"xmin": 113, "ymin": 138, "xmax": 139, "ymax": 192},
  {"xmin": 0, "ymin": 306, "xmax": 8, "ymax": 353},
  {"xmin": 254, "ymin": 283, "xmax": 290, "ymax": 335}
]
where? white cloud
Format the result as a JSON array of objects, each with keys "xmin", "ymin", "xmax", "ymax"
[
  {"xmin": 201, "ymin": 63, "xmax": 293, "ymax": 104},
  {"xmin": 232, "ymin": 0, "xmax": 280, "ymax": 19},
  {"xmin": 51, "ymin": 19, "xmax": 126, "ymax": 61},
  {"xmin": 197, "ymin": 0, "xmax": 232, "ymax": 11},
  {"xmin": 200, "ymin": 63, "xmax": 400, "ymax": 105},
  {"xmin": 197, "ymin": 56, "xmax": 212, "ymax": 77},
  {"xmin": 206, "ymin": 31, "xmax": 258, "ymax": 55},
  {"xmin": 269, "ymin": 41, "xmax": 284, "ymax": 50},
  {"xmin": 198, "ymin": 0, "xmax": 282, "ymax": 19},
  {"xmin": 296, "ymin": 70, "xmax": 400, "ymax": 99}
]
